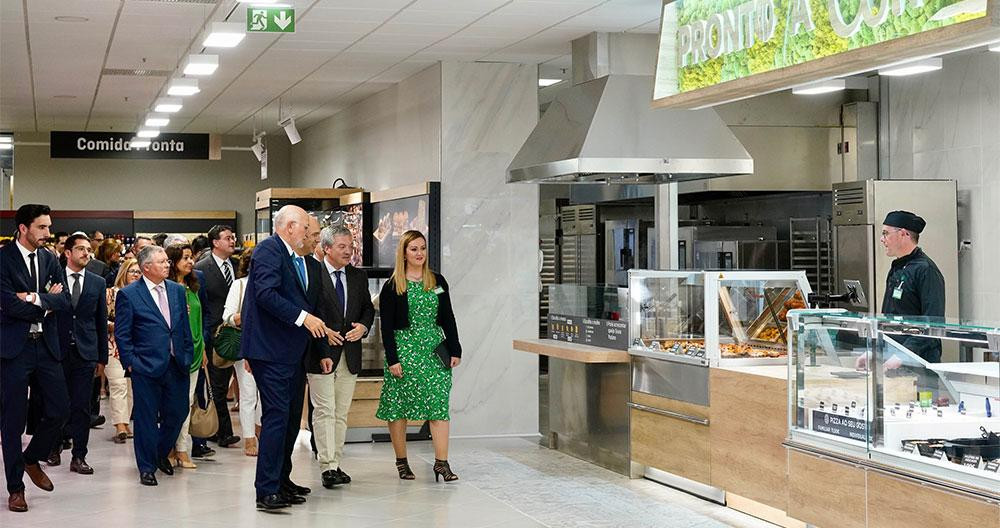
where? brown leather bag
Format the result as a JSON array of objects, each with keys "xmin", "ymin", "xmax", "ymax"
[{"xmin": 188, "ymin": 371, "xmax": 219, "ymax": 438}]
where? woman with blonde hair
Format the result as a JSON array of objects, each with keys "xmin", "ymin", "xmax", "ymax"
[
  {"xmin": 376, "ymin": 230, "xmax": 462, "ymax": 482},
  {"xmin": 106, "ymin": 257, "xmax": 141, "ymax": 442},
  {"xmin": 95, "ymin": 237, "xmax": 124, "ymax": 284}
]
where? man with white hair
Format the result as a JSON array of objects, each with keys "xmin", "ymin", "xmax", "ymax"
[{"xmin": 240, "ymin": 205, "xmax": 330, "ymax": 510}]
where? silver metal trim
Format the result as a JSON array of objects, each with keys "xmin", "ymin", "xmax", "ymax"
[
  {"xmin": 643, "ymin": 467, "xmax": 726, "ymax": 504},
  {"xmin": 627, "ymin": 402, "xmax": 709, "ymax": 426},
  {"xmin": 628, "ymin": 347, "xmax": 709, "ymax": 367}
]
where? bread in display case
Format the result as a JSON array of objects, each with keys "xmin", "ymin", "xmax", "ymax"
[
  {"xmin": 627, "ymin": 270, "xmax": 811, "ymax": 367},
  {"xmin": 787, "ymin": 310, "xmax": 1000, "ymax": 497}
]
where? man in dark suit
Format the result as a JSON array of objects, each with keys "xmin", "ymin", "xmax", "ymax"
[
  {"xmin": 51, "ymin": 233, "xmax": 108, "ymax": 475},
  {"xmin": 307, "ymin": 226, "xmax": 375, "ymax": 488},
  {"xmin": 113, "ymin": 245, "xmax": 194, "ymax": 487},
  {"xmin": 194, "ymin": 224, "xmax": 241, "ymax": 448},
  {"xmin": 241, "ymin": 206, "xmax": 330, "ymax": 510},
  {"xmin": 0, "ymin": 204, "xmax": 71, "ymax": 512}
]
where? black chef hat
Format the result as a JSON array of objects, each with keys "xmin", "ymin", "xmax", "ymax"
[{"xmin": 883, "ymin": 210, "xmax": 926, "ymax": 234}]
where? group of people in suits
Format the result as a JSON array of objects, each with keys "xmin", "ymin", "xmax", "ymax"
[{"xmin": 1, "ymin": 202, "xmax": 465, "ymax": 514}]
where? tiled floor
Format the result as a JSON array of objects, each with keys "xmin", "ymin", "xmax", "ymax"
[{"xmin": 2, "ymin": 407, "xmax": 775, "ymax": 528}]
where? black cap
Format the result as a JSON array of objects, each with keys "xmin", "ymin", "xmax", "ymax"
[{"xmin": 883, "ymin": 211, "xmax": 926, "ymax": 234}]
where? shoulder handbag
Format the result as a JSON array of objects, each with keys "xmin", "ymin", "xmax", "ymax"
[
  {"xmin": 212, "ymin": 281, "xmax": 244, "ymax": 368},
  {"xmin": 188, "ymin": 369, "xmax": 219, "ymax": 438}
]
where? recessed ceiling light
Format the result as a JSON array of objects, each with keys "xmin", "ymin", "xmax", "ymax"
[
  {"xmin": 0, "ymin": 144, "xmax": 12, "ymax": 151},
  {"xmin": 54, "ymin": 16, "xmax": 89, "ymax": 23},
  {"xmin": 145, "ymin": 113, "xmax": 170, "ymax": 127},
  {"xmin": 538, "ymin": 78, "xmax": 562, "ymax": 87},
  {"xmin": 990, "ymin": 40, "xmax": 1000, "ymax": 52},
  {"xmin": 203, "ymin": 22, "xmax": 245, "ymax": 48},
  {"xmin": 878, "ymin": 58, "xmax": 943, "ymax": 77},
  {"xmin": 0, "ymin": 136, "xmax": 13, "ymax": 144},
  {"xmin": 792, "ymin": 79, "xmax": 847, "ymax": 95},
  {"xmin": 52, "ymin": 94, "xmax": 77, "ymax": 99},
  {"xmin": 167, "ymin": 78, "xmax": 200, "ymax": 96},
  {"xmin": 136, "ymin": 128, "xmax": 160, "ymax": 138},
  {"xmin": 154, "ymin": 97, "xmax": 183, "ymax": 113},
  {"xmin": 237, "ymin": 0, "xmax": 281, "ymax": 3},
  {"xmin": 130, "ymin": 138, "xmax": 151, "ymax": 149},
  {"xmin": 183, "ymin": 54, "xmax": 219, "ymax": 76}
]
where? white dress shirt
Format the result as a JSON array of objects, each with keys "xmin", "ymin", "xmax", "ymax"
[
  {"xmin": 16, "ymin": 239, "xmax": 44, "ymax": 331},
  {"xmin": 66, "ymin": 266, "xmax": 86, "ymax": 294},
  {"xmin": 279, "ymin": 236, "xmax": 309, "ymax": 327},
  {"xmin": 143, "ymin": 275, "xmax": 167, "ymax": 314},
  {"xmin": 211, "ymin": 252, "xmax": 234, "ymax": 282}
]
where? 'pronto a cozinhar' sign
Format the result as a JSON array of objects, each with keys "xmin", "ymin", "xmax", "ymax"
[{"xmin": 653, "ymin": 0, "xmax": 993, "ymax": 104}]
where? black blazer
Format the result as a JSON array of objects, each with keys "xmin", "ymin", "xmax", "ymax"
[
  {"xmin": 194, "ymin": 254, "xmax": 238, "ymax": 344},
  {"xmin": 378, "ymin": 272, "xmax": 461, "ymax": 367},
  {"xmin": 0, "ymin": 242, "xmax": 71, "ymax": 360},
  {"xmin": 305, "ymin": 264, "xmax": 376, "ymax": 375},
  {"xmin": 57, "ymin": 269, "xmax": 109, "ymax": 364}
]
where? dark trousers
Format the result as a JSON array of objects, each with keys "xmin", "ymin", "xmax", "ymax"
[
  {"xmin": 130, "ymin": 362, "xmax": 189, "ymax": 474},
  {"xmin": 249, "ymin": 358, "xmax": 303, "ymax": 498},
  {"xmin": 59, "ymin": 347, "xmax": 97, "ymax": 460},
  {"xmin": 0, "ymin": 338, "xmax": 69, "ymax": 493},
  {"xmin": 206, "ymin": 347, "xmax": 235, "ymax": 440}
]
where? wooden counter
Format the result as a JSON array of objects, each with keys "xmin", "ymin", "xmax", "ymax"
[{"xmin": 513, "ymin": 338, "xmax": 630, "ymax": 363}]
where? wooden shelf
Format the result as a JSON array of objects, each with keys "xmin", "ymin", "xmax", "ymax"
[{"xmin": 513, "ymin": 338, "xmax": 629, "ymax": 363}]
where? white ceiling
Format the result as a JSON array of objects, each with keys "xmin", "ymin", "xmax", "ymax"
[{"xmin": 0, "ymin": 0, "xmax": 662, "ymax": 135}]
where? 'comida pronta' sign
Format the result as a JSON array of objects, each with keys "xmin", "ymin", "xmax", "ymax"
[{"xmin": 50, "ymin": 131, "xmax": 211, "ymax": 160}]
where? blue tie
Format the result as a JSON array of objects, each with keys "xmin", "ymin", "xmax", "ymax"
[
  {"xmin": 334, "ymin": 270, "xmax": 346, "ymax": 316},
  {"xmin": 293, "ymin": 256, "xmax": 307, "ymax": 290}
]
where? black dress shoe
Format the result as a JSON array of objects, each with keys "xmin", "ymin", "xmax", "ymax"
[
  {"xmin": 156, "ymin": 457, "xmax": 174, "ymax": 476},
  {"xmin": 191, "ymin": 445, "xmax": 215, "ymax": 459},
  {"xmin": 279, "ymin": 491, "xmax": 306, "ymax": 505},
  {"xmin": 336, "ymin": 468, "xmax": 351, "ymax": 483},
  {"xmin": 139, "ymin": 472, "xmax": 157, "ymax": 486},
  {"xmin": 45, "ymin": 449, "xmax": 61, "ymax": 467},
  {"xmin": 90, "ymin": 415, "xmax": 106, "ymax": 428},
  {"xmin": 217, "ymin": 435, "xmax": 240, "ymax": 448},
  {"xmin": 321, "ymin": 470, "xmax": 339, "ymax": 489},
  {"xmin": 281, "ymin": 480, "xmax": 311, "ymax": 495},
  {"xmin": 256, "ymin": 494, "xmax": 290, "ymax": 510},
  {"xmin": 70, "ymin": 457, "xmax": 94, "ymax": 475}
]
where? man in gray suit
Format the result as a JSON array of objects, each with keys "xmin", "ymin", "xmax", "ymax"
[{"xmin": 193, "ymin": 225, "xmax": 241, "ymax": 448}]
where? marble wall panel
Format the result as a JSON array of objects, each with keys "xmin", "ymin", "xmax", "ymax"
[{"xmin": 887, "ymin": 52, "xmax": 1000, "ymax": 322}]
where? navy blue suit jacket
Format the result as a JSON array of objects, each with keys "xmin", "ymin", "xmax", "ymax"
[
  {"xmin": 240, "ymin": 235, "xmax": 323, "ymax": 365},
  {"xmin": 57, "ymin": 269, "xmax": 109, "ymax": 364},
  {"xmin": 0, "ymin": 242, "xmax": 71, "ymax": 359},
  {"xmin": 113, "ymin": 278, "xmax": 194, "ymax": 377}
]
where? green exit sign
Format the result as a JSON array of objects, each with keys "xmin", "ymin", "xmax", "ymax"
[{"xmin": 247, "ymin": 7, "xmax": 295, "ymax": 33}]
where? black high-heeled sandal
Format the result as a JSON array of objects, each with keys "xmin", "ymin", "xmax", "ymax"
[
  {"xmin": 396, "ymin": 457, "xmax": 415, "ymax": 480},
  {"xmin": 433, "ymin": 459, "xmax": 458, "ymax": 482}
]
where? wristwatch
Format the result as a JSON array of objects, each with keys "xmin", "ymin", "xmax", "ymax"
[{"xmin": 26, "ymin": 292, "xmax": 36, "ymax": 304}]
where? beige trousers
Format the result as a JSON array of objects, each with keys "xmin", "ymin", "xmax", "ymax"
[
  {"xmin": 307, "ymin": 359, "xmax": 358, "ymax": 472},
  {"xmin": 176, "ymin": 370, "xmax": 199, "ymax": 453},
  {"xmin": 104, "ymin": 354, "xmax": 133, "ymax": 426}
]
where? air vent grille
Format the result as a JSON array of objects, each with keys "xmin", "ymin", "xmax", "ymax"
[
  {"xmin": 102, "ymin": 68, "xmax": 173, "ymax": 77},
  {"xmin": 834, "ymin": 187, "xmax": 866, "ymax": 206},
  {"xmin": 131, "ymin": 0, "xmax": 218, "ymax": 5}
]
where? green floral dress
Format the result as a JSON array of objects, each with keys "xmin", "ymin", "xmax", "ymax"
[{"xmin": 376, "ymin": 280, "xmax": 452, "ymax": 421}]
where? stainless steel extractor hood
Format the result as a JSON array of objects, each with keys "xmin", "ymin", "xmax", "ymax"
[{"xmin": 507, "ymin": 34, "xmax": 753, "ymax": 185}]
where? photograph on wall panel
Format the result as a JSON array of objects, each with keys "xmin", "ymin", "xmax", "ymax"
[{"xmin": 370, "ymin": 182, "xmax": 441, "ymax": 274}]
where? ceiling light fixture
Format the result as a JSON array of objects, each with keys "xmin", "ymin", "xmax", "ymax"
[
  {"xmin": 203, "ymin": 22, "xmax": 245, "ymax": 48},
  {"xmin": 538, "ymin": 78, "xmax": 562, "ymax": 87},
  {"xmin": 154, "ymin": 97, "xmax": 183, "ymax": 113},
  {"xmin": 54, "ymin": 16, "xmax": 89, "ymax": 23},
  {"xmin": 144, "ymin": 113, "xmax": 170, "ymax": 127},
  {"xmin": 183, "ymin": 54, "xmax": 219, "ymax": 76},
  {"xmin": 792, "ymin": 79, "xmax": 847, "ymax": 95},
  {"xmin": 990, "ymin": 40, "xmax": 1000, "ymax": 52},
  {"xmin": 130, "ymin": 138, "xmax": 151, "ymax": 149},
  {"xmin": 279, "ymin": 116, "xmax": 301, "ymax": 145},
  {"xmin": 136, "ymin": 128, "xmax": 160, "ymax": 138},
  {"xmin": 878, "ymin": 57, "xmax": 943, "ymax": 77},
  {"xmin": 0, "ymin": 136, "xmax": 12, "ymax": 144},
  {"xmin": 0, "ymin": 144, "xmax": 12, "ymax": 151},
  {"xmin": 167, "ymin": 78, "xmax": 200, "ymax": 96},
  {"xmin": 238, "ymin": 0, "xmax": 281, "ymax": 3}
]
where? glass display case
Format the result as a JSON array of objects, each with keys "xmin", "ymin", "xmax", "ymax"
[
  {"xmin": 787, "ymin": 310, "xmax": 1000, "ymax": 494},
  {"xmin": 628, "ymin": 270, "xmax": 811, "ymax": 367}
]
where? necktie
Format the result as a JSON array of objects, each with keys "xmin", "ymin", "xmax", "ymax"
[
  {"xmin": 334, "ymin": 270, "xmax": 346, "ymax": 316},
  {"xmin": 71, "ymin": 273, "xmax": 82, "ymax": 308},
  {"xmin": 293, "ymin": 256, "xmax": 307, "ymax": 290},
  {"xmin": 28, "ymin": 253, "xmax": 38, "ymax": 292},
  {"xmin": 155, "ymin": 285, "xmax": 171, "ymax": 328},
  {"xmin": 222, "ymin": 261, "xmax": 233, "ymax": 286}
]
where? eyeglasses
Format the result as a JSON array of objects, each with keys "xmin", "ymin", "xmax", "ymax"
[
  {"xmin": 127, "ymin": 269, "xmax": 141, "ymax": 276},
  {"xmin": 880, "ymin": 228, "xmax": 901, "ymax": 239}
]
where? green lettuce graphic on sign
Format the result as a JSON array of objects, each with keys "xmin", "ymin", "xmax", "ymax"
[{"xmin": 668, "ymin": 0, "xmax": 987, "ymax": 92}]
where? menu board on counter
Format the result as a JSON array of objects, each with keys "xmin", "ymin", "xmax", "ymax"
[
  {"xmin": 811, "ymin": 409, "xmax": 868, "ymax": 442},
  {"xmin": 548, "ymin": 314, "xmax": 628, "ymax": 350}
]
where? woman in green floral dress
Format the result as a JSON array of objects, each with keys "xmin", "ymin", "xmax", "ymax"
[{"xmin": 377, "ymin": 230, "xmax": 462, "ymax": 482}]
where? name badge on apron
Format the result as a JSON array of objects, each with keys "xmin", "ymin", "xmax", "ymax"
[{"xmin": 892, "ymin": 281, "xmax": 904, "ymax": 300}]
